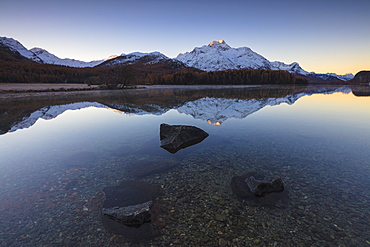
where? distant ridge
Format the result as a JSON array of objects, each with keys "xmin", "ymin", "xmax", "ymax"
[
  {"xmin": 0, "ymin": 36, "xmax": 355, "ymax": 81},
  {"xmin": 30, "ymin": 47, "xmax": 105, "ymax": 67},
  {"xmin": 0, "ymin": 36, "xmax": 112, "ymax": 67}
]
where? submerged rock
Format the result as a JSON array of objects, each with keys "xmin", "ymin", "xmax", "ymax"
[
  {"xmin": 231, "ymin": 172, "xmax": 288, "ymax": 207},
  {"xmin": 159, "ymin": 123, "xmax": 209, "ymax": 153},
  {"xmin": 101, "ymin": 180, "xmax": 161, "ymax": 241},
  {"xmin": 245, "ymin": 176, "xmax": 284, "ymax": 197},
  {"xmin": 231, "ymin": 173, "xmax": 257, "ymax": 199},
  {"xmin": 102, "ymin": 200, "xmax": 152, "ymax": 228}
]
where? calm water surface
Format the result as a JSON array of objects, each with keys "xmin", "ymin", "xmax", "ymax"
[{"xmin": 0, "ymin": 85, "xmax": 369, "ymax": 246}]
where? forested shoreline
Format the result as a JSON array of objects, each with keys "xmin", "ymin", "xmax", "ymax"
[
  {"xmin": 0, "ymin": 61, "xmax": 307, "ymax": 86},
  {"xmin": 147, "ymin": 70, "xmax": 307, "ymax": 85}
]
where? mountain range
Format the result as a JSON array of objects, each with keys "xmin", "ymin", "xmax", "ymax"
[{"xmin": 0, "ymin": 36, "xmax": 354, "ymax": 81}]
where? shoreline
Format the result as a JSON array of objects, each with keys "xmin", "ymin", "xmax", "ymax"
[{"xmin": 0, "ymin": 83, "xmax": 101, "ymax": 92}]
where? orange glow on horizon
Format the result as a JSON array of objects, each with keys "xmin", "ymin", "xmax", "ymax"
[
  {"xmin": 207, "ymin": 120, "xmax": 221, "ymax": 125},
  {"xmin": 108, "ymin": 108, "xmax": 123, "ymax": 113}
]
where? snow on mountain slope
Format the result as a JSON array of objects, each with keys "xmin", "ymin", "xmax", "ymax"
[
  {"xmin": 270, "ymin": 61, "xmax": 308, "ymax": 75},
  {"xmin": 176, "ymin": 40, "xmax": 271, "ymax": 71},
  {"xmin": 176, "ymin": 40, "xmax": 353, "ymax": 81},
  {"xmin": 0, "ymin": 36, "xmax": 112, "ymax": 67},
  {"xmin": 104, "ymin": 102, "xmax": 169, "ymax": 116},
  {"xmin": 327, "ymin": 73, "xmax": 354, "ymax": 81},
  {"xmin": 0, "ymin": 36, "xmax": 356, "ymax": 80},
  {"xmin": 0, "ymin": 37, "xmax": 43, "ymax": 63},
  {"xmin": 177, "ymin": 87, "xmax": 352, "ymax": 124},
  {"xmin": 9, "ymin": 102, "xmax": 108, "ymax": 133},
  {"xmin": 101, "ymin": 51, "xmax": 169, "ymax": 66},
  {"xmin": 30, "ymin": 47, "xmax": 105, "ymax": 67}
]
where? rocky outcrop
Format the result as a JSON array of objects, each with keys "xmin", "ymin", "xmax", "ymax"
[
  {"xmin": 160, "ymin": 123, "xmax": 209, "ymax": 153},
  {"xmin": 245, "ymin": 176, "xmax": 284, "ymax": 197}
]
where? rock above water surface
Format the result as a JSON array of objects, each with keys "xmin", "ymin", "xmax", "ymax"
[
  {"xmin": 160, "ymin": 123, "xmax": 209, "ymax": 153},
  {"xmin": 245, "ymin": 176, "xmax": 284, "ymax": 197}
]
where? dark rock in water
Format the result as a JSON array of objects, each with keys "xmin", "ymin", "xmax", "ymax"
[
  {"xmin": 101, "ymin": 180, "xmax": 161, "ymax": 242},
  {"xmin": 231, "ymin": 172, "xmax": 288, "ymax": 208},
  {"xmin": 245, "ymin": 176, "xmax": 284, "ymax": 197},
  {"xmin": 231, "ymin": 172, "xmax": 257, "ymax": 199},
  {"xmin": 127, "ymin": 159, "xmax": 179, "ymax": 178},
  {"xmin": 102, "ymin": 200, "xmax": 152, "ymax": 228},
  {"xmin": 159, "ymin": 123, "xmax": 209, "ymax": 153},
  {"xmin": 62, "ymin": 151, "xmax": 97, "ymax": 168}
]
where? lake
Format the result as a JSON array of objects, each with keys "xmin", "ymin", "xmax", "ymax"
[{"xmin": 0, "ymin": 84, "xmax": 369, "ymax": 246}]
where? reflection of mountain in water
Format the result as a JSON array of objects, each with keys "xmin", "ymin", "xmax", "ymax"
[
  {"xmin": 8, "ymin": 102, "xmax": 107, "ymax": 132},
  {"xmin": 105, "ymin": 102, "xmax": 169, "ymax": 116},
  {"xmin": 177, "ymin": 87, "xmax": 352, "ymax": 124},
  {"xmin": 0, "ymin": 85, "xmax": 357, "ymax": 134}
]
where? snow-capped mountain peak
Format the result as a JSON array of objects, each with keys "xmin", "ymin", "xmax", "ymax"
[
  {"xmin": 0, "ymin": 36, "xmax": 113, "ymax": 67},
  {"xmin": 105, "ymin": 55, "xmax": 119, "ymax": 60},
  {"xmin": 208, "ymin": 40, "xmax": 231, "ymax": 49},
  {"xmin": 0, "ymin": 37, "xmax": 43, "ymax": 63},
  {"xmin": 270, "ymin": 61, "xmax": 308, "ymax": 75},
  {"xmin": 100, "ymin": 51, "xmax": 169, "ymax": 67},
  {"xmin": 119, "ymin": 51, "xmax": 168, "ymax": 61},
  {"xmin": 209, "ymin": 40, "xmax": 226, "ymax": 46},
  {"xmin": 30, "ymin": 47, "xmax": 60, "ymax": 62},
  {"xmin": 29, "ymin": 47, "xmax": 104, "ymax": 67},
  {"xmin": 176, "ymin": 40, "xmax": 271, "ymax": 71},
  {"xmin": 28, "ymin": 47, "xmax": 47, "ymax": 54},
  {"xmin": 0, "ymin": 36, "xmax": 355, "ymax": 81},
  {"xmin": 176, "ymin": 40, "xmax": 352, "ymax": 81}
]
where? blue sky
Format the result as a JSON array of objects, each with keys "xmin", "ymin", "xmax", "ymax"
[{"xmin": 1, "ymin": 0, "xmax": 369, "ymax": 74}]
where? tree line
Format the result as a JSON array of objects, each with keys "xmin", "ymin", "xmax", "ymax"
[
  {"xmin": 148, "ymin": 69, "xmax": 307, "ymax": 85},
  {"xmin": 0, "ymin": 53, "xmax": 307, "ymax": 85}
]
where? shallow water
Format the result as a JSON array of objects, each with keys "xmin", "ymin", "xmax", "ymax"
[{"xmin": 0, "ymin": 85, "xmax": 369, "ymax": 246}]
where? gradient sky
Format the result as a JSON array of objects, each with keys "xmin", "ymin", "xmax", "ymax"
[{"xmin": 1, "ymin": 0, "xmax": 369, "ymax": 74}]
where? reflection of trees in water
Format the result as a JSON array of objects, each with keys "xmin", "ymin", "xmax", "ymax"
[
  {"xmin": 0, "ymin": 92, "xmax": 109, "ymax": 135},
  {"xmin": 100, "ymin": 85, "xmax": 308, "ymax": 109},
  {"xmin": 349, "ymin": 85, "xmax": 370, "ymax": 97},
  {"xmin": 2, "ymin": 84, "xmax": 366, "ymax": 135}
]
